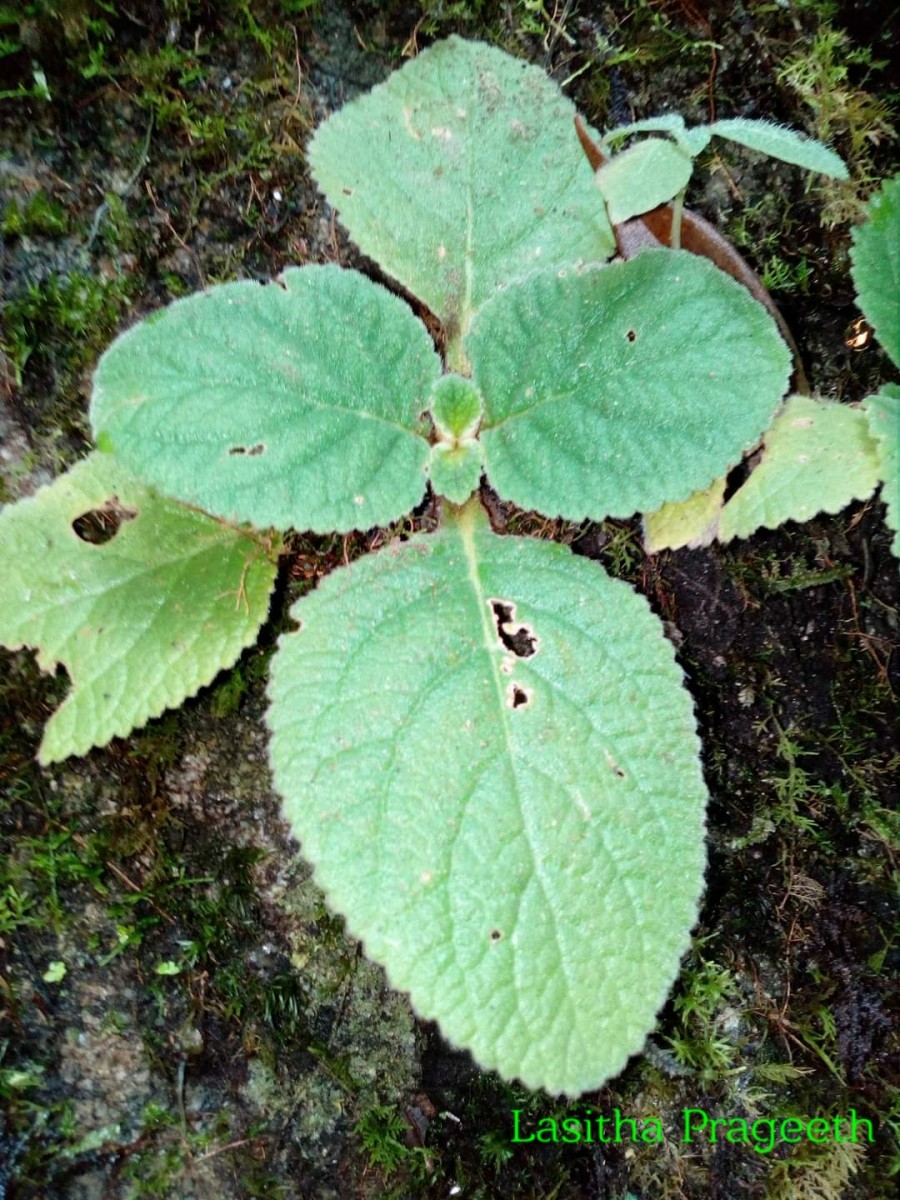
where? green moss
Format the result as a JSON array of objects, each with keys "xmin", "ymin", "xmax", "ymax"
[
  {"xmin": 2, "ymin": 191, "xmax": 68, "ymax": 237},
  {"xmin": 2, "ymin": 271, "xmax": 130, "ymax": 398}
]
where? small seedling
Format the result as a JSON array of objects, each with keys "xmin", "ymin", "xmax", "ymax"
[{"xmin": 0, "ymin": 37, "xmax": 895, "ymax": 1096}]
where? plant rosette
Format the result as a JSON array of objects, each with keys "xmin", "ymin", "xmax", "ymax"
[{"xmin": 2, "ymin": 37, "xmax": 887, "ymax": 1097}]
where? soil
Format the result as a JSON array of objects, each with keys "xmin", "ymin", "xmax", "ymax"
[{"xmin": 1, "ymin": 2, "xmax": 897, "ymax": 1199}]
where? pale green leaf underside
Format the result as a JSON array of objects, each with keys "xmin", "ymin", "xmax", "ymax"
[
  {"xmin": 470, "ymin": 251, "xmax": 791, "ymax": 521},
  {"xmin": 268, "ymin": 501, "xmax": 706, "ymax": 1095},
  {"xmin": 709, "ymin": 118, "xmax": 848, "ymax": 179},
  {"xmin": 864, "ymin": 384, "xmax": 900, "ymax": 557},
  {"xmin": 90, "ymin": 266, "xmax": 439, "ymax": 534},
  {"xmin": 851, "ymin": 173, "xmax": 900, "ymax": 367},
  {"xmin": 308, "ymin": 36, "xmax": 615, "ymax": 338},
  {"xmin": 0, "ymin": 453, "xmax": 278, "ymax": 763},
  {"xmin": 643, "ymin": 478, "xmax": 727, "ymax": 553},
  {"xmin": 717, "ymin": 396, "xmax": 880, "ymax": 542},
  {"xmin": 595, "ymin": 137, "xmax": 693, "ymax": 223}
]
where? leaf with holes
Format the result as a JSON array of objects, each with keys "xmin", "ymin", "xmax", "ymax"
[
  {"xmin": 267, "ymin": 501, "xmax": 706, "ymax": 1095},
  {"xmin": 469, "ymin": 251, "xmax": 791, "ymax": 521},
  {"xmin": 308, "ymin": 36, "xmax": 615, "ymax": 363},
  {"xmin": 91, "ymin": 266, "xmax": 440, "ymax": 534},
  {"xmin": 0, "ymin": 453, "xmax": 279, "ymax": 763}
]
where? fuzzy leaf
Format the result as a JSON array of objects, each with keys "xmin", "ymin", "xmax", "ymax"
[
  {"xmin": 470, "ymin": 251, "xmax": 791, "ymax": 521},
  {"xmin": 601, "ymin": 114, "xmax": 688, "ymax": 146},
  {"xmin": 594, "ymin": 137, "xmax": 694, "ymax": 223},
  {"xmin": 428, "ymin": 441, "xmax": 484, "ymax": 504},
  {"xmin": 91, "ymin": 267, "xmax": 439, "ymax": 534},
  {"xmin": 643, "ymin": 478, "xmax": 727, "ymax": 553},
  {"xmin": 717, "ymin": 396, "xmax": 881, "ymax": 542},
  {"xmin": 430, "ymin": 373, "xmax": 483, "ymax": 441},
  {"xmin": 0, "ymin": 453, "xmax": 279, "ymax": 763},
  {"xmin": 864, "ymin": 384, "xmax": 900, "ymax": 557},
  {"xmin": 268, "ymin": 501, "xmax": 706, "ymax": 1096},
  {"xmin": 709, "ymin": 118, "xmax": 848, "ymax": 179},
  {"xmin": 308, "ymin": 37, "xmax": 615, "ymax": 344},
  {"xmin": 851, "ymin": 173, "xmax": 900, "ymax": 367}
]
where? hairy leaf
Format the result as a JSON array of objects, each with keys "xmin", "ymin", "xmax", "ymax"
[
  {"xmin": 864, "ymin": 385, "xmax": 900, "ymax": 557},
  {"xmin": 268, "ymin": 501, "xmax": 706, "ymax": 1095},
  {"xmin": 601, "ymin": 114, "xmax": 689, "ymax": 147},
  {"xmin": 594, "ymin": 137, "xmax": 693, "ymax": 223},
  {"xmin": 428, "ymin": 440, "xmax": 484, "ymax": 504},
  {"xmin": 470, "ymin": 251, "xmax": 791, "ymax": 521},
  {"xmin": 717, "ymin": 396, "xmax": 881, "ymax": 542},
  {"xmin": 430, "ymin": 373, "xmax": 483, "ymax": 441},
  {"xmin": 0, "ymin": 453, "xmax": 279, "ymax": 763},
  {"xmin": 851, "ymin": 173, "xmax": 900, "ymax": 367},
  {"xmin": 91, "ymin": 267, "xmax": 439, "ymax": 534},
  {"xmin": 643, "ymin": 478, "xmax": 727, "ymax": 553},
  {"xmin": 709, "ymin": 118, "xmax": 848, "ymax": 179},
  {"xmin": 308, "ymin": 37, "xmax": 615, "ymax": 350}
]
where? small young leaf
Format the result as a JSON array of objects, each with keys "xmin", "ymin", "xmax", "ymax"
[
  {"xmin": 717, "ymin": 395, "xmax": 881, "ymax": 542},
  {"xmin": 600, "ymin": 114, "xmax": 688, "ymax": 147},
  {"xmin": 268, "ymin": 501, "xmax": 706, "ymax": 1096},
  {"xmin": 851, "ymin": 173, "xmax": 900, "ymax": 367},
  {"xmin": 430, "ymin": 373, "xmax": 483, "ymax": 441},
  {"xmin": 680, "ymin": 126, "xmax": 714, "ymax": 157},
  {"xmin": 709, "ymin": 118, "xmax": 848, "ymax": 179},
  {"xmin": 643, "ymin": 478, "xmax": 727, "ymax": 553},
  {"xmin": 0, "ymin": 453, "xmax": 279, "ymax": 763},
  {"xmin": 308, "ymin": 37, "xmax": 615, "ymax": 343},
  {"xmin": 863, "ymin": 385, "xmax": 900, "ymax": 557},
  {"xmin": 427, "ymin": 440, "xmax": 484, "ymax": 504},
  {"xmin": 469, "ymin": 251, "xmax": 791, "ymax": 522},
  {"xmin": 91, "ymin": 267, "xmax": 439, "ymax": 534},
  {"xmin": 594, "ymin": 137, "xmax": 694, "ymax": 223}
]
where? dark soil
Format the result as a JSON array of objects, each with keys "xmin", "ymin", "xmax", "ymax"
[{"xmin": 1, "ymin": 2, "xmax": 897, "ymax": 1198}]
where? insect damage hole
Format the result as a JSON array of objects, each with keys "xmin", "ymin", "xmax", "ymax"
[
  {"xmin": 507, "ymin": 683, "xmax": 532, "ymax": 710},
  {"xmin": 489, "ymin": 928, "xmax": 503, "ymax": 942},
  {"xmin": 228, "ymin": 443, "xmax": 266, "ymax": 456},
  {"xmin": 488, "ymin": 599, "xmax": 538, "ymax": 658},
  {"xmin": 604, "ymin": 749, "xmax": 626, "ymax": 779},
  {"xmin": 625, "ymin": 328, "xmax": 638, "ymax": 343},
  {"xmin": 71, "ymin": 499, "xmax": 138, "ymax": 545}
]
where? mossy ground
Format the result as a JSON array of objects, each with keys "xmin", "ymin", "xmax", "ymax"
[{"xmin": 1, "ymin": 2, "xmax": 897, "ymax": 1197}]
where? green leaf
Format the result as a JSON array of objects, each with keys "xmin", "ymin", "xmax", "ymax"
[
  {"xmin": 308, "ymin": 37, "xmax": 615, "ymax": 346},
  {"xmin": 470, "ymin": 251, "xmax": 791, "ymax": 521},
  {"xmin": 864, "ymin": 384, "xmax": 900, "ymax": 557},
  {"xmin": 717, "ymin": 395, "xmax": 881, "ymax": 542},
  {"xmin": 643, "ymin": 478, "xmax": 727, "ymax": 553},
  {"xmin": 851, "ymin": 173, "xmax": 900, "ymax": 367},
  {"xmin": 601, "ymin": 114, "xmax": 688, "ymax": 147},
  {"xmin": 709, "ymin": 118, "xmax": 848, "ymax": 179},
  {"xmin": 268, "ymin": 501, "xmax": 706, "ymax": 1095},
  {"xmin": 680, "ymin": 126, "xmax": 714, "ymax": 156},
  {"xmin": 430, "ymin": 373, "xmax": 483, "ymax": 441},
  {"xmin": 428, "ymin": 440, "xmax": 484, "ymax": 504},
  {"xmin": 0, "ymin": 453, "xmax": 279, "ymax": 763},
  {"xmin": 91, "ymin": 267, "xmax": 439, "ymax": 534},
  {"xmin": 594, "ymin": 137, "xmax": 694, "ymax": 223}
]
